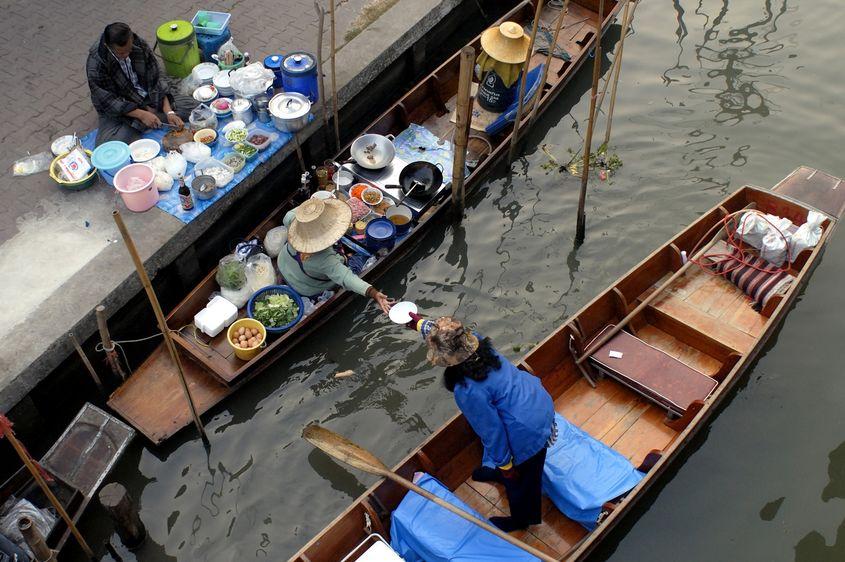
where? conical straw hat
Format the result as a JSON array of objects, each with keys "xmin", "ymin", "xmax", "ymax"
[
  {"xmin": 480, "ymin": 21, "xmax": 531, "ymax": 64},
  {"xmin": 287, "ymin": 198, "xmax": 352, "ymax": 253}
]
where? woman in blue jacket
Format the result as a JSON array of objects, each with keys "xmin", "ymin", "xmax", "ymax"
[{"xmin": 413, "ymin": 315, "xmax": 556, "ymax": 532}]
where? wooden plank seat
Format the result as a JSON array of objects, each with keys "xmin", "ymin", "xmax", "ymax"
[{"xmin": 586, "ymin": 325, "xmax": 718, "ymax": 417}]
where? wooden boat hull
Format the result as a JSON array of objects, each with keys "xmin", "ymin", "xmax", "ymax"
[
  {"xmin": 109, "ymin": 0, "xmax": 625, "ymax": 444},
  {"xmin": 290, "ymin": 167, "xmax": 845, "ymax": 561}
]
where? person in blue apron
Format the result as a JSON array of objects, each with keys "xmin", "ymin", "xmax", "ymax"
[
  {"xmin": 408, "ymin": 315, "xmax": 557, "ymax": 532},
  {"xmin": 277, "ymin": 198, "xmax": 393, "ymax": 313}
]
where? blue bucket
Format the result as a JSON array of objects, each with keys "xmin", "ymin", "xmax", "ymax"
[
  {"xmin": 365, "ymin": 217, "xmax": 396, "ymax": 252},
  {"xmin": 281, "ymin": 52, "xmax": 319, "ymax": 103},
  {"xmin": 247, "ymin": 285, "xmax": 305, "ymax": 334},
  {"xmin": 264, "ymin": 54, "xmax": 285, "ymax": 90}
]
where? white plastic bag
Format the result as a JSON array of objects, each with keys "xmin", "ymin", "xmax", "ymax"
[
  {"xmin": 789, "ymin": 210, "xmax": 824, "ymax": 259},
  {"xmin": 760, "ymin": 229, "xmax": 788, "ymax": 266},
  {"xmin": 229, "ymin": 64, "xmax": 274, "ymax": 98},
  {"xmin": 245, "ymin": 253, "xmax": 277, "ymax": 292},
  {"xmin": 263, "ymin": 226, "xmax": 287, "ymax": 258},
  {"xmin": 736, "ymin": 212, "xmax": 768, "ymax": 247},
  {"xmin": 13, "ymin": 151, "xmax": 54, "ymax": 176}
]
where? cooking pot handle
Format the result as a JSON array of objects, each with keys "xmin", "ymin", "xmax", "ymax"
[
  {"xmin": 434, "ymin": 162, "xmax": 444, "ymax": 172},
  {"xmin": 386, "ymin": 134, "xmax": 395, "ymax": 141}
]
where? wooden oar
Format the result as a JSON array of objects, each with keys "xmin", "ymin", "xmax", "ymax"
[
  {"xmin": 302, "ymin": 425, "xmax": 557, "ymax": 562},
  {"xmin": 575, "ymin": 229, "xmax": 727, "ymax": 365}
]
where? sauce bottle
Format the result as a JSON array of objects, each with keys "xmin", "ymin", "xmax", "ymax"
[{"xmin": 179, "ymin": 178, "xmax": 194, "ymax": 211}]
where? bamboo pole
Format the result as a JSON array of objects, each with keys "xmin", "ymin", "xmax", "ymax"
[
  {"xmin": 507, "ymin": 0, "xmax": 545, "ymax": 163},
  {"xmin": 603, "ymin": 0, "xmax": 636, "ymax": 147},
  {"xmin": 575, "ymin": 0, "xmax": 605, "ymax": 244},
  {"xmin": 526, "ymin": 0, "xmax": 570, "ymax": 131},
  {"xmin": 292, "ymin": 132, "xmax": 307, "ymax": 173},
  {"xmin": 112, "ymin": 211, "xmax": 208, "ymax": 443},
  {"xmin": 0, "ymin": 420, "xmax": 95, "ymax": 559},
  {"xmin": 96, "ymin": 305, "xmax": 127, "ymax": 381},
  {"xmin": 329, "ymin": 0, "xmax": 341, "ymax": 153},
  {"xmin": 68, "ymin": 332, "xmax": 105, "ymax": 396},
  {"xmin": 451, "ymin": 46, "xmax": 475, "ymax": 214},
  {"xmin": 314, "ymin": 2, "xmax": 330, "ymax": 137}
]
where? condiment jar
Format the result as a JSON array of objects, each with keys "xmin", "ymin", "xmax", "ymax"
[{"xmin": 231, "ymin": 98, "xmax": 254, "ymax": 125}]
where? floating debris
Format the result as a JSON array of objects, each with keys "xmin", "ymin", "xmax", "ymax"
[{"xmin": 334, "ymin": 370, "xmax": 355, "ymax": 379}]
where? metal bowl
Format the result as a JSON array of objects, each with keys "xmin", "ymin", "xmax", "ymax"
[{"xmin": 191, "ymin": 174, "xmax": 218, "ymax": 200}]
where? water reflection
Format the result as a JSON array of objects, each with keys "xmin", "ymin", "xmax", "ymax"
[{"xmin": 822, "ymin": 441, "xmax": 845, "ymax": 502}]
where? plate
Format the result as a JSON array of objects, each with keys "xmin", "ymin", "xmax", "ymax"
[
  {"xmin": 389, "ymin": 301, "xmax": 418, "ymax": 325},
  {"xmin": 128, "ymin": 139, "xmax": 161, "ymax": 162}
]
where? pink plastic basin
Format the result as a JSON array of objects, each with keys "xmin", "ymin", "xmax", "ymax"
[{"xmin": 113, "ymin": 163, "xmax": 158, "ymax": 212}]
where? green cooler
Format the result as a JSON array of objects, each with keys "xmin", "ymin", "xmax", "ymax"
[{"xmin": 156, "ymin": 20, "xmax": 201, "ymax": 78}]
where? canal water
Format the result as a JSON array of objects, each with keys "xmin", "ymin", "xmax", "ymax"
[{"xmin": 78, "ymin": 0, "xmax": 845, "ymax": 560}]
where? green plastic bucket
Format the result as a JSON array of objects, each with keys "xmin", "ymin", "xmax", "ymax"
[{"xmin": 156, "ymin": 20, "xmax": 201, "ymax": 78}]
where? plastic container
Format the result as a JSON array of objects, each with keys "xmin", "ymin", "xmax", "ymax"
[
  {"xmin": 50, "ymin": 150, "xmax": 98, "ymax": 191},
  {"xmin": 191, "ymin": 10, "xmax": 231, "ymax": 36},
  {"xmin": 128, "ymin": 138, "xmax": 161, "ymax": 162},
  {"xmin": 227, "ymin": 318, "xmax": 266, "ymax": 361},
  {"xmin": 194, "ymin": 295, "xmax": 238, "ymax": 337},
  {"xmin": 365, "ymin": 217, "xmax": 397, "ymax": 251},
  {"xmin": 263, "ymin": 54, "xmax": 285, "ymax": 90},
  {"xmin": 221, "ymin": 152, "xmax": 246, "ymax": 173},
  {"xmin": 155, "ymin": 21, "xmax": 201, "ymax": 78},
  {"xmin": 281, "ymin": 52, "xmax": 319, "ymax": 102},
  {"xmin": 245, "ymin": 131, "xmax": 273, "ymax": 151},
  {"xmin": 385, "ymin": 205, "xmax": 413, "ymax": 235},
  {"xmin": 233, "ymin": 142, "xmax": 258, "ymax": 160},
  {"xmin": 113, "ymin": 163, "xmax": 158, "ymax": 212},
  {"xmin": 91, "ymin": 141, "xmax": 131, "ymax": 175},
  {"xmin": 247, "ymin": 285, "xmax": 305, "ymax": 334},
  {"xmin": 194, "ymin": 158, "xmax": 234, "ymax": 188}
]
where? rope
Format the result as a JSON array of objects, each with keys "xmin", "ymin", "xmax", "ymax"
[
  {"xmin": 690, "ymin": 210, "xmax": 792, "ymax": 277},
  {"xmin": 93, "ymin": 323, "xmax": 207, "ymax": 373}
]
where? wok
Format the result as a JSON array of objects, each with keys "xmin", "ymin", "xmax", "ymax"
[
  {"xmin": 389, "ymin": 161, "xmax": 444, "ymax": 200},
  {"xmin": 347, "ymin": 133, "xmax": 395, "ymax": 170}
]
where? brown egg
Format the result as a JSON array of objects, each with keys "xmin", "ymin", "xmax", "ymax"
[
  {"xmin": 251, "ymin": 328, "xmax": 259, "ymax": 337},
  {"xmin": 238, "ymin": 327, "xmax": 246, "ymax": 335}
]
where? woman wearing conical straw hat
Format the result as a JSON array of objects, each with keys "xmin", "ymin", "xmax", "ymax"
[
  {"xmin": 277, "ymin": 198, "xmax": 393, "ymax": 313},
  {"xmin": 407, "ymin": 314, "xmax": 557, "ymax": 532},
  {"xmin": 476, "ymin": 21, "xmax": 532, "ymax": 112}
]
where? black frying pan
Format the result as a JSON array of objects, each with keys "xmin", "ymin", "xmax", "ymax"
[{"xmin": 389, "ymin": 161, "xmax": 444, "ymax": 200}]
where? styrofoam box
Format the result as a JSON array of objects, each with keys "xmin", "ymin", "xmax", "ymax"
[{"xmin": 194, "ymin": 295, "xmax": 238, "ymax": 337}]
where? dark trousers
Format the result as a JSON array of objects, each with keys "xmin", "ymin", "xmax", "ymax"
[
  {"xmin": 95, "ymin": 92, "xmax": 195, "ymax": 146},
  {"xmin": 502, "ymin": 447, "xmax": 547, "ymax": 525}
]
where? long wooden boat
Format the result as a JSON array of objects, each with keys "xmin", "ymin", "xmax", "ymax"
[
  {"xmin": 109, "ymin": 0, "xmax": 625, "ymax": 443},
  {"xmin": 290, "ymin": 167, "xmax": 845, "ymax": 561}
]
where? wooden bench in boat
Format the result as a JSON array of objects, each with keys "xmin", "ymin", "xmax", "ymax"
[{"xmin": 586, "ymin": 325, "xmax": 718, "ymax": 418}]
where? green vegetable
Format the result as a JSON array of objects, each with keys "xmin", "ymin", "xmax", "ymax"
[
  {"xmin": 234, "ymin": 142, "xmax": 257, "ymax": 158},
  {"xmin": 253, "ymin": 293, "xmax": 299, "ymax": 328},
  {"xmin": 225, "ymin": 128, "xmax": 248, "ymax": 143},
  {"xmin": 216, "ymin": 259, "xmax": 246, "ymax": 290}
]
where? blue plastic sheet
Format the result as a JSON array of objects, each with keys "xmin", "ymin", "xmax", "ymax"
[
  {"xmin": 390, "ymin": 473, "xmax": 537, "ymax": 562},
  {"xmin": 542, "ymin": 413, "xmax": 644, "ymax": 529},
  {"xmin": 80, "ymin": 114, "xmax": 312, "ymax": 224}
]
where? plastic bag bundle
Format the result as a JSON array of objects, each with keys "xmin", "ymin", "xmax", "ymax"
[
  {"xmin": 760, "ymin": 229, "xmax": 788, "ymax": 266},
  {"xmin": 0, "ymin": 498, "xmax": 57, "ymax": 558},
  {"xmin": 245, "ymin": 253, "xmax": 277, "ymax": 292},
  {"xmin": 229, "ymin": 64, "xmax": 274, "ymax": 98},
  {"xmin": 263, "ymin": 226, "xmax": 287, "ymax": 258},
  {"xmin": 216, "ymin": 255, "xmax": 251, "ymax": 308},
  {"xmin": 189, "ymin": 104, "xmax": 218, "ymax": 132},
  {"xmin": 790, "ymin": 210, "xmax": 824, "ymax": 257},
  {"xmin": 736, "ymin": 212, "xmax": 769, "ymax": 247}
]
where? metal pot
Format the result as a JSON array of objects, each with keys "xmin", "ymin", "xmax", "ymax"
[
  {"xmin": 231, "ymin": 98, "xmax": 254, "ymax": 125},
  {"xmin": 268, "ymin": 92, "xmax": 311, "ymax": 132},
  {"xmin": 349, "ymin": 133, "xmax": 395, "ymax": 170}
]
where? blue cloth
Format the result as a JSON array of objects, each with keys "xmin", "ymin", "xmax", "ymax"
[
  {"xmin": 542, "ymin": 413, "xmax": 644, "ymax": 529},
  {"xmin": 81, "ymin": 114, "xmax": 312, "ymax": 224},
  {"xmin": 393, "ymin": 123, "xmax": 468, "ymax": 179},
  {"xmin": 454, "ymin": 345, "xmax": 554, "ymax": 468},
  {"xmin": 390, "ymin": 473, "xmax": 537, "ymax": 562}
]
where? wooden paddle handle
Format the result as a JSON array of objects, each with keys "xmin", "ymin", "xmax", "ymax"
[{"xmin": 384, "ymin": 471, "xmax": 557, "ymax": 562}]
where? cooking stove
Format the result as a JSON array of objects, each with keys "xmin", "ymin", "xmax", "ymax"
[{"xmin": 339, "ymin": 157, "xmax": 450, "ymax": 216}]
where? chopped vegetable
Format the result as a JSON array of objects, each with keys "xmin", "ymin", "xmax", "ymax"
[
  {"xmin": 234, "ymin": 142, "xmax": 258, "ymax": 158},
  {"xmin": 225, "ymin": 128, "xmax": 248, "ymax": 143},
  {"xmin": 253, "ymin": 293, "xmax": 300, "ymax": 328}
]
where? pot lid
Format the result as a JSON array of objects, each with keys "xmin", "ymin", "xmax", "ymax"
[
  {"xmin": 91, "ymin": 141, "xmax": 130, "ymax": 170},
  {"xmin": 269, "ymin": 93, "xmax": 311, "ymax": 119},
  {"xmin": 156, "ymin": 20, "xmax": 194, "ymax": 45},
  {"xmin": 366, "ymin": 218, "xmax": 396, "ymax": 240},
  {"xmin": 282, "ymin": 52, "xmax": 316, "ymax": 75},
  {"xmin": 263, "ymin": 54, "xmax": 284, "ymax": 71}
]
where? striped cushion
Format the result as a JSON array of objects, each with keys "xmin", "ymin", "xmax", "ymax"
[{"xmin": 710, "ymin": 247, "xmax": 792, "ymax": 310}]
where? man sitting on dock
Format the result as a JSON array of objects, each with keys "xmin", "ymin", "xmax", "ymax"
[{"xmin": 86, "ymin": 22, "xmax": 193, "ymax": 146}]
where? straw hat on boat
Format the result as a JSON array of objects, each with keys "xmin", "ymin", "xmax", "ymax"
[
  {"xmin": 426, "ymin": 317, "xmax": 480, "ymax": 367},
  {"xmin": 480, "ymin": 21, "xmax": 531, "ymax": 64},
  {"xmin": 287, "ymin": 198, "xmax": 352, "ymax": 253}
]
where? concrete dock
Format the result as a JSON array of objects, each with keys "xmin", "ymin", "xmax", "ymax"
[{"xmin": 0, "ymin": 0, "xmax": 476, "ymax": 412}]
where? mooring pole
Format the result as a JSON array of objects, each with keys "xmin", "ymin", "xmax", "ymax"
[
  {"xmin": 68, "ymin": 332, "xmax": 105, "ymax": 396},
  {"xmin": 575, "ymin": 0, "xmax": 605, "ymax": 244},
  {"xmin": 451, "ymin": 46, "xmax": 475, "ymax": 214},
  {"xmin": 527, "ymin": 0, "xmax": 569, "ymax": 131},
  {"xmin": 0, "ymin": 417, "xmax": 95, "ymax": 559},
  {"xmin": 507, "ymin": 0, "xmax": 545, "ymax": 163},
  {"xmin": 112, "ymin": 211, "xmax": 208, "ymax": 444},
  {"xmin": 96, "ymin": 305, "xmax": 127, "ymax": 381},
  {"xmin": 99, "ymin": 483, "xmax": 147, "ymax": 550},
  {"xmin": 329, "ymin": 0, "xmax": 341, "ymax": 154},
  {"xmin": 603, "ymin": 0, "xmax": 636, "ymax": 147},
  {"xmin": 314, "ymin": 2, "xmax": 330, "ymax": 138}
]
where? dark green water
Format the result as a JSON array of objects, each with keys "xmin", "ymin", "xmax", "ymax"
[{"xmin": 76, "ymin": 0, "xmax": 845, "ymax": 560}]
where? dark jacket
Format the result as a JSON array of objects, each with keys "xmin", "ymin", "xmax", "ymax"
[{"xmin": 86, "ymin": 32, "xmax": 172, "ymax": 128}]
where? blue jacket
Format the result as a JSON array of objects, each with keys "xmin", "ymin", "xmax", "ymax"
[{"xmin": 453, "ymin": 347, "xmax": 555, "ymax": 467}]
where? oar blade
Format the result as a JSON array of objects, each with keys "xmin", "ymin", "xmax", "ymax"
[{"xmin": 302, "ymin": 425, "xmax": 389, "ymax": 476}]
